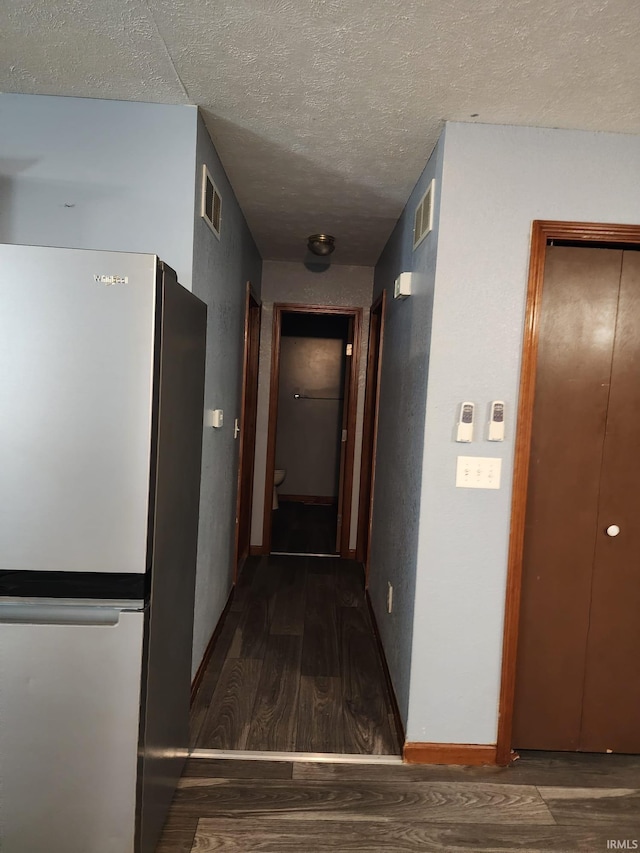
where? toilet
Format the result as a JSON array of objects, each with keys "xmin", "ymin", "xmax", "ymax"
[{"xmin": 273, "ymin": 468, "xmax": 286, "ymax": 510}]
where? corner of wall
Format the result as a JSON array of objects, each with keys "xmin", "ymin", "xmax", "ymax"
[
  {"xmin": 368, "ymin": 132, "xmax": 445, "ymax": 727},
  {"xmin": 190, "ymin": 116, "xmax": 263, "ymax": 677}
]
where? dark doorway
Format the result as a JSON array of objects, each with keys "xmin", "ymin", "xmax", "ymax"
[
  {"xmin": 271, "ymin": 501, "xmax": 339, "ymax": 555},
  {"xmin": 271, "ymin": 312, "xmax": 347, "ymax": 555},
  {"xmin": 262, "ymin": 304, "xmax": 361, "ymax": 557}
]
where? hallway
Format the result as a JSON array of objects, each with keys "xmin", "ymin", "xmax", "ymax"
[{"xmin": 190, "ymin": 555, "xmax": 401, "ymax": 755}]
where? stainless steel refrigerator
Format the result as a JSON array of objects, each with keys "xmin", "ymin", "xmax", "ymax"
[{"xmin": 0, "ymin": 244, "xmax": 207, "ymax": 853}]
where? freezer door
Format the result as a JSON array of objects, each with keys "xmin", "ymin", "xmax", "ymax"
[
  {"xmin": 0, "ymin": 605, "xmax": 145, "ymax": 853},
  {"xmin": 0, "ymin": 245, "xmax": 157, "ymax": 573},
  {"xmin": 138, "ymin": 267, "xmax": 207, "ymax": 853}
]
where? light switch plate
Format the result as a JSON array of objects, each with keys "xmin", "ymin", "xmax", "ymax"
[{"xmin": 456, "ymin": 456, "xmax": 501, "ymax": 489}]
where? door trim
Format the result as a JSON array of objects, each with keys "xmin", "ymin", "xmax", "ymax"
[
  {"xmin": 356, "ymin": 290, "xmax": 386, "ymax": 575},
  {"xmin": 496, "ymin": 220, "xmax": 640, "ymax": 766},
  {"xmin": 261, "ymin": 303, "xmax": 362, "ymax": 557},
  {"xmin": 233, "ymin": 282, "xmax": 261, "ymax": 582}
]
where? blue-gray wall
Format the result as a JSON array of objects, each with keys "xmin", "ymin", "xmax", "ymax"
[
  {"xmin": 407, "ymin": 121, "xmax": 640, "ymax": 745},
  {"xmin": 374, "ymin": 120, "xmax": 640, "ymax": 745},
  {"xmin": 191, "ymin": 113, "xmax": 262, "ymax": 674},
  {"xmin": 0, "ymin": 94, "xmax": 197, "ymax": 290},
  {"xmin": 369, "ymin": 134, "xmax": 445, "ymax": 725},
  {"xmin": 0, "ymin": 94, "xmax": 264, "ymax": 677}
]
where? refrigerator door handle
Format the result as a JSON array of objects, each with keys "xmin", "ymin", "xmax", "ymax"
[{"xmin": 0, "ymin": 604, "xmax": 121, "ymax": 626}]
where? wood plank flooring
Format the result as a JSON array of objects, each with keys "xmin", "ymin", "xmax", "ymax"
[
  {"xmin": 155, "ymin": 752, "xmax": 640, "ymax": 852},
  {"xmin": 190, "ymin": 555, "xmax": 401, "ymax": 755},
  {"xmin": 271, "ymin": 501, "xmax": 338, "ymax": 554},
  {"xmin": 176, "ymin": 557, "xmax": 640, "ymax": 851}
]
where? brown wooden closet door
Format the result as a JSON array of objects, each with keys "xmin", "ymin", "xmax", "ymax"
[
  {"xmin": 512, "ymin": 247, "xmax": 622, "ymax": 750},
  {"xmin": 580, "ymin": 250, "xmax": 640, "ymax": 753}
]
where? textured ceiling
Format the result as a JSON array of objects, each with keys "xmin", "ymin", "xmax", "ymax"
[{"xmin": 2, "ymin": 0, "xmax": 639, "ymax": 264}]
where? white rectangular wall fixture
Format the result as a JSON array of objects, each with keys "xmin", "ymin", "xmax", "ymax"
[
  {"xmin": 201, "ymin": 164, "xmax": 222, "ymax": 239},
  {"xmin": 456, "ymin": 456, "xmax": 501, "ymax": 489},
  {"xmin": 413, "ymin": 179, "xmax": 435, "ymax": 249},
  {"xmin": 204, "ymin": 409, "xmax": 224, "ymax": 428},
  {"xmin": 394, "ymin": 272, "xmax": 413, "ymax": 300},
  {"xmin": 455, "ymin": 401, "xmax": 475, "ymax": 442},
  {"xmin": 487, "ymin": 400, "xmax": 505, "ymax": 441}
]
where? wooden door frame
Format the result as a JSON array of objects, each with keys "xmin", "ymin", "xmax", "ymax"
[
  {"xmin": 496, "ymin": 220, "xmax": 640, "ymax": 766},
  {"xmin": 233, "ymin": 282, "xmax": 261, "ymax": 582},
  {"xmin": 356, "ymin": 290, "xmax": 386, "ymax": 578},
  {"xmin": 261, "ymin": 302, "xmax": 362, "ymax": 557}
]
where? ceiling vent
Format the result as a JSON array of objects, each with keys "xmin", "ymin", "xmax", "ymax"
[
  {"xmin": 413, "ymin": 179, "xmax": 435, "ymax": 250},
  {"xmin": 201, "ymin": 165, "xmax": 222, "ymax": 239}
]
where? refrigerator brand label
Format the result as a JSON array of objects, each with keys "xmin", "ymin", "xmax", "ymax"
[{"xmin": 94, "ymin": 274, "xmax": 129, "ymax": 285}]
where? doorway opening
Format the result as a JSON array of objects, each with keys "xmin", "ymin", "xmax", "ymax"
[
  {"xmin": 497, "ymin": 221, "xmax": 640, "ymax": 765},
  {"xmin": 262, "ymin": 304, "xmax": 361, "ymax": 558},
  {"xmin": 271, "ymin": 311, "xmax": 347, "ymax": 555}
]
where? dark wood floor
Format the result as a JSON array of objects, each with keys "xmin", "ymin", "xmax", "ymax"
[
  {"xmin": 156, "ymin": 751, "xmax": 640, "ymax": 852},
  {"xmin": 271, "ymin": 501, "xmax": 339, "ymax": 554},
  {"xmin": 190, "ymin": 555, "xmax": 402, "ymax": 755}
]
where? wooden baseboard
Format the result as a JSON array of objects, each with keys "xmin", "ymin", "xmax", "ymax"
[
  {"xmin": 365, "ymin": 590, "xmax": 406, "ymax": 748},
  {"xmin": 249, "ymin": 545, "xmax": 264, "ymax": 556},
  {"xmin": 403, "ymin": 742, "xmax": 497, "ymax": 766},
  {"xmin": 190, "ymin": 586, "xmax": 235, "ymax": 706},
  {"xmin": 279, "ymin": 494, "xmax": 337, "ymax": 505},
  {"xmin": 347, "ymin": 548, "xmax": 356, "ymax": 560}
]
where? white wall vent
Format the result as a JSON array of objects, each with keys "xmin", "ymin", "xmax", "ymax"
[
  {"xmin": 413, "ymin": 179, "xmax": 435, "ymax": 250},
  {"xmin": 201, "ymin": 165, "xmax": 222, "ymax": 239}
]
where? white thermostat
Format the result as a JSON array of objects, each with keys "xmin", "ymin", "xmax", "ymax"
[
  {"xmin": 394, "ymin": 272, "xmax": 413, "ymax": 300},
  {"xmin": 456, "ymin": 402, "xmax": 475, "ymax": 442},
  {"xmin": 488, "ymin": 401, "xmax": 505, "ymax": 441}
]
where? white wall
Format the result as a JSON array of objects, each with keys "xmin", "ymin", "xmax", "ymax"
[
  {"xmin": 190, "ymin": 113, "xmax": 262, "ymax": 676},
  {"xmin": 251, "ymin": 261, "xmax": 374, "ymax": 551},
  {"xmin": 405, "ymin": 122, "xmax": 640, "ymax": 744},
  {"xmin": 0, "ymin": 94, "xmax": 197, "ymax": 290}
]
